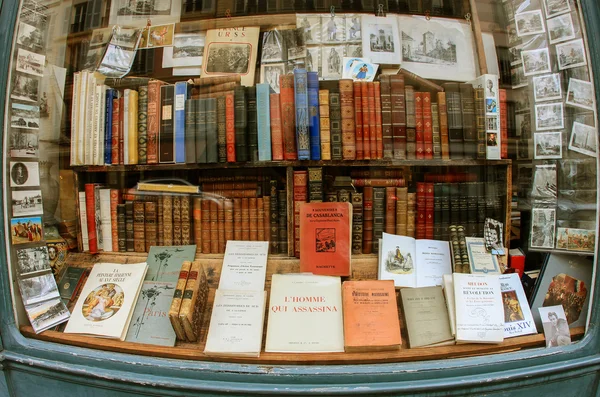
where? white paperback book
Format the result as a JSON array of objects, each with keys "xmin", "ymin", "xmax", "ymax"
[
  {"xmin": 500, "ymin": 273, "xmax": 536, "ymax": 338},
  {"xmin": 453, "ymin": 273, "xmax": 504, "ymax": 344},
  {"xmin": 98, "ymin": 188, "xmax": 113, "ymax": 252},
  {"xmin": 442, "ymin": 274, "xmax": 456, "ymax": 337},
  {"xmin": 65, "ymin": 262, "xmax": 148, "ymax": 340},
  {"xmin": 218, "ymin": 241, "xmax": 269, "ymax": 291},
  {"xmin": 265, "ymin": 274, "xmax": 344, "ymax": 353},
  {"xmin": 378, "ymin": 232, "xmax": 452, "ymax": 288},
  {"xmin": 204, "ymin": 289, "xmax": 267, "ymax": 357}
]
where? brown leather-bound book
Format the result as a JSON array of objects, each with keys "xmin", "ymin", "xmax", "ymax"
[
  {"xmin": 437, "ymin": 92, "xmax": 450, "ymax": 160},
  {"xmin": 201, "ymin": 199, "xmax": 211, "ymax": 254},
  {"xmin": 390, "ymin": 75, "xmax": 407, "ymax": 160},
  {"xmin": 351, "ymin": 179, "xmax": 406, "ymax": 187},
  {"xmin": 199, "ymin": 189, "xmax": 259, "ymax": 198},
  {"xmin": 133, "ymin": 201, "xmax": 145, "ymax": 252},
  {"xmin": 354, "ymin": 82, "xmax": 364, "ymax": 160},
  {"xmin": 193, "ymin": 197, "xmax": 202, "ymax": 248},
  {"xmin": 443, "ymin": 82, "xmax": 463, "ymax": 159},
  {"xmin": 385, "ymin": 187, "xmax": 396, "ymax": 235},
  {"xmin": 342, "ymin": 280, "xmax": 401, "ymax": 352},
  {"xmin": 339, "ymin": 79, "xmax": 356, "ymax": 160},
  {"xmin": 241, "ymin": 198, "xmax": 250, "ymax": 241},
  {"xmin": 404, "ymin": 85, "xmax": 416, "ymax": 160},
  {"xmin": 217, "ymin": 198, "xmax": 226, "ymax": 253},
  {"xmin": 263, "ymin": 196, "xmax": 270, "ymax": 242},
  {"xmin": 398, "ymin": 68, "xmax": 444, "ymax": 92},
  {"xmin": 249, "ymin": 197, "xmax": 258, "ymax": 241},
  {"xmin": 172, "ymin": 196, "xmax": 182, "ymax": 245},
  {"xmin": 192, "ymin": 75, "xmax": 241, "ymax": 86},
  {"xmin": 277, "ymin": 189, "xmax": 288, "ymax": 254},
  {"xmin": 147, "ymin": 80, "xmax": 165, "ymax": 164},
  {"xmin": 380, "ymin": 76, "xmax": 393, "ymax": 159},
  {"xmin": 293, "ymin": 170, "xmax": 308, "ymax": 257},
  {"xmin": 157, "ymin": 196, "xmax": 164, "ymax": 246},
  {"xmin": 374, "ymin": 81, "xmax": 383, "ymax": 159},
  {"xmin": 225, "ymin": 92, "xmax": 236, "ymax": 162},
  {"xmin": 351, "ymin": 192, "xmax": 363, "ymax": 255},
  {"xmin": 372, "ymin": 187, "xmax": 385, "ymax": 254},
  {"xmin": 197, "ymin": 81, "xmax": 240, "ymax": 94},
  {"xmin": 319, "ymin": 90, "xmax": 331, "ymax": 161},
  {"xmin": 423, "ymin": 92, "xmax": 433, "ymax": 160},
  {"xmin": 415, "ymin": 92, "xmax": 424, "ymax": 159},
  {"xmin": 179, "ymin": 260, "xmax": 209, "ymax": 342},
  {"xmin": 257, "ymin": 197, "xmax": 265, "ymax": 241},
  {"xmin": 144, "ymin": 201, "xmax": 157, "ymax": 251},
  {"xmin": 407, "ymin": 192, "xmax": 416, "ymax": 238},
  {"xmin": 203, "ymin": 181, "xmax": 259, "ymax": 190},
  {"xmin": 431, "ymin": 102, "xmax": 442, "ymax": 159},
  {"xmin": 474, "ymin": 87, "xmax": 487, "ymax": 159},
  {"xmin": 224, "ymin": 198, "xmax": 234, "ymax": 242},
  {"xmin": 270, "ymin": 93, "xmax": 284, "ymax": 161},
  {"xmin": 367, "ymin": 82, "xmax": 377, "ymax": 159},
  {"xmin": 269, "ymin": 181, "xmax": 279, "ymax": 253},
  {"xmin": 181, "ymin": 195, "xmax": 191, "ymax": 245},
  {"xmin": 329, "ymin": 93, "xmax": 343, "ymax": 160},
  {"xmin": 308, "ymin": 167, "xmax": 323, "ymax": 203},
  {"xmin": 233, "ymin": 198, "xmax": 242, "ymax": 241},
  {"xmin": 209, "ymin": 200, "xmax": 219, "ymax": 253},
  {"xmin": 459, "ymin": 83, "xmax": 477, "ymax": 159},
  {"xmin": 280, "ymin": 74, "xmax": 297, "ymax": 160},
  {"xmin": 163, "ymin": 195, "xmax": 173, "ymax": 245},
  {"xmin": 362, "ymin": 82, "xmax": 372, "ymax": 159},
  {"xmin": 396, "ymin": 187, "xmax": 408, "ymax": 236},
  {"xmin": 168, "ymin": 260, "xmax": 191, "ymax": 341},
  {"xmin": 362, "ymin": 186, "xmax": 374, "ymax": 254},
  {"xmin": 425, "ymin": 183, "xmax": 434, "ymax": 239},
  {"xmin": 350, "ymin": 169, "xmax": 405, "ymax": 178}
]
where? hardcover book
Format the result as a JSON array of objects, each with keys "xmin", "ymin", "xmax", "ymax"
[
  {"xmin": 179, "ymin": 260, "xmax": 209, "ymax": 342},
  {"xmin": 159, "ymin": 84, "xmax": 175, "ymax": 163},
  {"xmin": 64, "ymin": 262, "xmax": 148, "ymax": 341},
  {"xmin": 500, "ymin": 273, "xmax": 536, "ymax": 338},
  {"xmin": 174, "ymin": 81, "xmax": 190, "ymax": 163},
  {"xmin": 294, "ymin": 69, "xmax": 311, "ymax": 160},
  {"xmin": 265, "ymin": 274, "xmax": 344, "ymax": 353},
  {"xmin": 342, "ymin": 280, "xmax": 401, "ymax": 352},
  {"xmin": 168, "ymin": 260, "xmax": 191, "ymax": 340},
  {"xmin": 256, "ymin": 83, "xmax": 272, "ymax": 161},
  {"xmin": 299, "ymin": 202, "xmax": 352, "ymax": 277},
  {"xmin": 401, "ymin": 286, "xmax": 454, "ymax": 348},
  {"xmin": 307, "ymin": 71, "xmax": 321, "ymax": 160}
]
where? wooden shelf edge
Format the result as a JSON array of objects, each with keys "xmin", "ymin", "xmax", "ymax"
[{"xmin": 19, "ymin": 326, "xmax": 585, "ymax": 365}]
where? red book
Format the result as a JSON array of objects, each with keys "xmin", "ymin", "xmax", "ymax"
[
  {"xmin": 499, "ymin": 88, "xmax": 508, "ymax": 159},
  {"xmin": 225, "ymin": 92, "xmax": 236, "ymax": 162},
  {"xmin": 362, "ymin": 187, "xmax": 374, "ymax": 254},
  {"xmin": 84, "ymin": 184, "xmax": 99, "ymax": 253},
  {"xmin": 415, "ymin": 92, "xmax": 424, "ymax": 160},
  {"xmin": 385, "ymin": 187, "xmax": 396, "ymax": 234},
  {"xmin": 146, "ymin": 80, "xmax": 164, "ymax": 164},
  {"xmin": 425, "ymin": 182, "xmax": 434, "ymax": 239},
  {"xmin": 367, "ymin": 82, "xmax": 377, "ymax": 159},
  {"xmin": 374, "ymin": 82, "xmax": 383, "ymax": 159},
  {"xmin": 299, "ymin": 202, "xmax": 352, "ymax": 276},
  {"xmin": 111, "ymin": 98, "xmax": 120, "ymax": 165},
  {"xmin": 110, "ymin": 188, "xmax": 120, "ymax": 252},
  {"xmin": 293, "ymin": 170, "xmax": 308, "ymax": 257},
  {"xmin": 353, "ymin": 82, "xmax": 364, "ymax": 160},
  {"xmin": 416, "ymin": 182, "xmax": 426, "ymax": 240},
  {"xmin": 270, "ymin": 93, "xmax": 284, "ymax": 161},
  {"xmin": 361, "ymin": 82, "xmax": 370, "ymax": 159},
  {"xmin": 280, "ymin": 74, "xmax": 297, "ymax": 160},
  {"xmin": 423, "ymin": 92, "xmax": 433, "ymax": 160}
]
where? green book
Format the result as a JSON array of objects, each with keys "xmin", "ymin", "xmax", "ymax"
[{"xmin": 57, "ymin": 266, "xmax": 86, "ymax": 301}]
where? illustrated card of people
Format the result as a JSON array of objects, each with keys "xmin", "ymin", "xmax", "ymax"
[
  {"xmin": 12, "ymin": 189, "xmax": 43, "ymax": 217},
  {"xmin": 349, "ymin": 61, "xmax": 378, "ymax": 82},
  {"xmin": 261, "ymin": 30, "xmax": 285, "ymax": 63},
  {"xmin": 345, "ymin": 15, "xmax": 362, "ymax": 43},
  {"xmin": 397, "ymin": 15, "xmax": 476, "ymax": 81},
  {"xmin": 534, "ymin": 131, "xmax": 562, "ymax": 159},
  {"xmin": 10, "ymin": 161, "xmax": 40, "ymax": 187},
  {"xmin": 345, "ymin": 44, "xmax": 362, "ymax": 58},
  {"xmin": 296, "ymin": 14, "xmax": 321, "ymax": 45},
  {"xmin": 484, "ymin": 218, "xmax": 505, "ymax": 255},
  {"xmin": 342, "ymin": 57, "xmax": 369, "ymax": 78},
  {"xmin": 305, "ymin": 46, "xmax": 321, "ymax": 74},
  {"xmin": 539, "ymin": 305, "xmax": 571, "ymax": 347},
  {"xmin": 566, "ymin": 78, "xmax": 595, "ymax": 110},
  {"xmin": 569, "ymin": 121, "xmax": 597, "ymax": 157},
  {"xmin": 145, "ymin": 23, "xmax": 175, "ymax": 48},
  {"xmin": 260, "ymin": 62, "xmax": 285, "ymax": 93},
  {"xmin": 321, "ymin": 45, "xmax": 344, "ymax": 79},
  {"xmin": 321, "ymin": 14, "xmax": 346, "ymax": 44},
  {"xmin": 530, "ymin": 208, "xmax": 556, "ymax": 249},
  {"xmin": 556, "ymin": 228, "xmax": 596, "ymax": 252},
  {"xmin": 11, "ymin": 216, "xmax": 44, "ymax": 245},
  {"xmin": 362, "ymin": 15, "xmax": 401, "ymax": 65}
]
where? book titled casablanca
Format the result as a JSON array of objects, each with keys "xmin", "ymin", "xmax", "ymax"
[
  {"xmin": 65, "ymin": 262, "xmax": 148, "ymax": 341},
  {"xmin": 299, "ymin": 202, "xmax": 352, "ymax": 276}
]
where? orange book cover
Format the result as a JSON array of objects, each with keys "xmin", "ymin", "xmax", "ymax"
[
  {"xmin": 342, "ymin": 280, "xmax": 401, "ymax": 352},
  {"xmin": 299, "ymin": 202, "xmax": 352, "ymax": 276}
]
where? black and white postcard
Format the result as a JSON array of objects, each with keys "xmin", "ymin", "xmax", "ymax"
[
  {"xmin": 345, "ymin": 44, "xmax": 362, "ymax": 58},
  {"xmin": 18, "ymin": 273, "xmax": 59, "ymax": 306},
  {"xmin": 398, "ymin": 15, "xmax": 475, "ymax": 81},
  {"xmin": 305, "ymin": 46, "xmax": 321, "ymax": 74},
  {"xmin": 530, "ymin": 208, "xmax": 556, "ymax": 249},
  {"xmin": 15, "ymin": 245, "xmax": 49, "ymax": 276},
  {"xmin": 547, "ymin": 13, "xmax": 576, "ymax": 44},
  {"xmin": 206, "ymin": 43, "xmax": 251, "ymax": 74},
  {"xmin": 539, "ymin": 305, "xmax": 571, "ymax": 347},
  {"xmin": 532, "ymin": 164, "xmax": 557, "ymax": 199},
  {"xmin": 534, "ymin": 131, "xmax": 562, "ymax": 159},
  {"xmin": 260, "ymin": 62, "xmax": 285, "ymax": 93},
  {"xmin": 11, "ymin": 103, "xmax": 40, "ymax": 130},
  {"xmin": 297, "ymin": 14, "xmax": 321, "ymax": 45},
  {"xmin": 487, "ymin": 116, "xmax": 499, "ymax": 132},
  {"xmin": 533, "ymin": 73, "xmax": 562, "ymax": 102},
  {"xmin": 544, "ymin": 0, "xmax": 571, "ymax": 18},
  {"xmin": 12, "ymin": 189, "xmax": 43, "ymax": 217},
  {"xmin": 26, "ymin": 298, "xmax": 70, "ymax": 333},
  {"xmin": 321, "ymin": 15, "xmax": 346, "ymax": 44},
  {"xmin": 261, "ymin": 30, "xmax": 285, "ymax": 63},
  {"xmin": 535, "ymin": 102, "xmax": 564, "ymax": 131},
  {"xmin": 569, "ymin": 121, "xmax": 597, "ymax": 157},
  {"xmin": 566, "ymin": 78, "xmax": 595, "ymax": 110},
  {"xmin": 16, "ymin": 48, "xmax": 45, "ymax": 77},
  {"xmin": 10, "ymin": 161, "xmax": 40, "ymax": 187},
  {"xmin": 17, "ymin": 21, "xmax": 45, "ymax": 53},
  {"xmin": 522, "ymin": 48, "xmax": 552, "ymax": 76},
  {"xmin": 345, "ymin": 15, "xmax": 362, "ymax": 43},
  {"xmin": 511, "ymin": 65, "xmax": 528, "ymax": 89},
  {"xmin": 515, "ymin": 10, "xmax": 546, "ymax": 37},
  {"xmin": 556, "ymin": 39, "xmax": 587, "ymax": 70},
  {"xmin": 162, "ymin": 32, "xmax": 204, "ymax": 68},
  {"xmin": 321, "ymin": 45, "xmax": 344, "ymax": 79},
  {"xmin": 109, "ymin": 0, "xmax": 181, "ymax": 27},
  {"xmin": 11, "ymin": 73, "xmax": 39, "ymax": 103},
  {"xmin": 362, "ymin": 15, "xmax": 401, "ymax": 65},
  {"xmin": 9, "ymin": 129, "xmax": 39, "ymax": 158},
  {"xmin": 111, "ymin": 27, "xmax": 141, "ymax": 49}
]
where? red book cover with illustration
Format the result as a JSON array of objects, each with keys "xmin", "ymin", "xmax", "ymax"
[{"xmin": 299, "ymin": 202, "xmax": 352, "ymax": 276}]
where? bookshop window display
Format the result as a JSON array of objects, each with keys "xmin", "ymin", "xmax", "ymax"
[{"xmin": 2, "ymin": 0, "xmax": 600, "ymax": 391}]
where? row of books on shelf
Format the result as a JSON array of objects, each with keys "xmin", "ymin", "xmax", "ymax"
[{"xmin": 69, "ymin": 72, "xmax": 506, "ymax": 166}]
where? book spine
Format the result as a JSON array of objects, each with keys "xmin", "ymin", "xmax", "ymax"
[
  {"xmin": 163, "ymin": 195, "xmax": 173, "ymax": 245},
  {"xmin": 415, "ymin": 92, "xmax": 424, "ymax": 159},
  {"xmin": 437, "ymin": 92, "xmax": 450, "ymax": 160},
  {"xmin": 225, "ymin": 93, "xmax": 236, "ymax": 162},
  {"xmin": 444, "ymin": 83, "xmax": 463, "ymax": 159},
  {"xmin": 173, "ymin": 196, "xmax": 182, "ymax": 245},
  {"xmin": 477, "ymin": 182, "xmax": 487, "ymax": 236},
  {"xmin": 329, "ymin": 93, "xmax": 343, "ymax": 160},
  {"xmin": 78, "ymin": 191, "xmax": 89, "ymax": 251},
  {"xmin": 374, "ymin": 81, "xmax": 383, "ymax": 159},
  {"xmin": 466, "ymin": 182, "xmax": 478, "ymax": 237},
  {"xmin": 423, "ymin": 92, "xmax": 433, "ymax": 159},
  {"xmin": 196, "ymin": 99, "xmax": 207, "ymax": 163},
  {"xmin": 269, "ymin": 182, "xmax": 279, "ymax": 253},
  {"xmin": 385, "ymin": 187, "xmax": 396, "ymax": 234},
  {"xmin": 391, "ymin": 75, "xmax": 407, "ymax": 160},
  {"xmin": 460, "ymin": 83, "xmax": 476, "ymax": 159},
  {"xmin": 474, "ymin": 87, "xmax": 487, "ymax": 160},
  {"xmin": 256, "ymin": 83, "xmax": 272, "ymax": 161},
  {"xmin": 179, "ymin": 261, "xmax": 200, "ymax": 342},
  {"xmin": 362, "ymin": 82, "xmax": 372, "ymax": 160},
  {"xmin": 159, "ymin": 85, "xmax": 175, "ymax": 163},
  {"xmin": 269, "ymin": 93, "xmax": 284, "ymax": 161},
  {"xmin": 128, "ymin": 90, "xmax": 139, "ymax": 165},
  {"xmin": 70, "ymin": 72, "xmax": 80, "ymax": 166},
  {"xmin": 263, "ymin": 196, "xmax": 270, "ymax": 243},
  {"xmin": 293, "ymin": 171, "xmax": 308, "ymax": 257},
  {"xmin": 368, "ymin": 82, "xmax": 377, "ymax": 159},
  {"xmin": 319, "ymin": 89, "xmax": 331, "ymax": 161},
  {"xmin": 174, "ymin": 82, "xmax": 188, "ymax": 163},
  {"xmin": 380, "ymin": 76, "xmax": 393, "ymax": 159},
  {"xmin": 354, "ymin": 82, "xmax": 364, "ymax": 160},
  {"xmin": 224, "ymin": 198, "xmax": 234, "ymax": 242},
  {"xmin": 351, "ymin": 178, "xmax": 406, "ymax": 187},
  {"xmin": 147, "ymin": 81, "xmax": 163, "ymax": 164},
  {"xmin": 362, "ymin": 186, "xmax": 374, "ymax": 254},
  {"xmin": 91, "ymin": 84, "xmax": 101, "ymax": 165},
  {"xmin": 84, "ymin": 184, "xmax": 98, "ymax": 253},
  {"xmin": 233, "ymin": 198, "xmax": 242, "ymax": 241},
  {"xmin": 233, "ymin": 86, "xmax": 248, "ymax": 162},
  {"xmin": 339, "ymin": 79, "xmax": 356, "ymax": 160},
  {"xmin": 433, "ymin": 184, "xmax": 442, "ymax": 240},
  {"xmin": 280, "ymin": 75, "xmax": 297, "ymax": 160},
  {"xmin": 257, "ymin": 197, "xmax": 265, "ymax": 241},
  {"xmin": 117, "ymin": 203, "xmax": 126, "ymax": 252},
  {"xmin": 241, "ymin": 198, "xmax": 250, "ymax": 241},
  {"xmin": 119, "ymin": 96, "xmax": 124, "ymax": 165},
  {"xmin": 185, "ymin": 99, "xmax": 197, "ymax": 164},
  {"xmin": 441, "ymin": 184, "xmax": 450, "ymax": 241},
  {"xmin": 416, "ymin": 182, "xmax": 426, "ymax": 240},
  {"xmin": 351, "ymin": 192, "xmax": 363, "ymax": 254},
  {"xmin": 249, "ymin": 197, "xmax": 258, "ymax": 241},
  {"xmin": 499, "ymin": 88, "xmax": 508, "ymax": 159},
  {"xmin": 133, "ymin": 201, "xmax": 145, "ymax": 252},
  {"xmin": 169, "ymin": 261, "xmax": 191, "ymax": 341},
  {"xmin": 431, "ymin": 103, "xmax": 442, "ymax": 159},
  {"xmin": 307, "ymin": 72, "xmax": 321, "ymax": 160},
  {"xmin": 111, "ymin": 97, "xmax": 120, "ymax": 165},
  {"xmin": 110, "ymin": 189, "xmax": 120, "ymax": 252},
  {"xmin": 209, "ymin": 200, "xmax": 219, "ymax": 253},
  {"xmin": 138, "ymin": 86, "xmax": 148, "ymax": 164},
  {"xmin": 425, "ymin": 182, "xmax": 434, "ymax": 239},
  {"xmin": 278, "ymin": 189, "xmax": 287, "ymax": 254},
  {"xmin": 372, "ymin": 187, "xmax": 385, "ymax": 253},
  {"xmin": 125, "ymin": 201, "xmax": 134, "ymax": 252},
  {"xmin": 104, "ymin": 89, "xmax": 113, "ymax": 164},
  {"xmin": 193, "ymin": 197, "xmax": 202, "ymax": 247},
  {"xmin": 144, "ymin": 201, "xmax": 157, "ymax": 251},
  {"xmin": 218, "ymin": 198, "xmax": 226, "ymax": 251},
  {"xmin": 396, "ymin": 187, "xmax": 408, "ymax": 236},
  {"xmin": 217, "ymin": 95, "xmax": 227, "ymax": 162},
  {"xmin": 181, "ymin": 195, "xmax": 191, "ymax": 245},
  {"xmin": 206, "ymin": 98, "xmax": 218, "ymax": 163},
  {"xmin": 201, "ymin": 199, "xmax": 210, "ymax": 253},
  {"xmin": 293, "ymin": 69, "xmax": 310, "ymax": 160},
  {"xmin": 308, "ymin": 167, "xmax": 323, "ymax": 202},
  {"xmin": 246, "ymin": 86, "xmax": 259, "ymax": 162},
  {"xmin": 157, "ymin": 196, "xmax": 164, "ymax": 246},
  {"xmin": 407, "ymin": 192, "xmax": 416, "ymax": 238}
]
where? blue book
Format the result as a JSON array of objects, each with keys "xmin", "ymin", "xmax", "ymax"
[
  {"xmin": 174, "ymin": 81, "xmax": 189, "ymax": 163},
  {"xmin": 104, "ymin": 88, "xmax": 114, "ymax": 164},
  {"xmin": 307, "ymin": 72, "xmax": 321, "ymax": 160},
  {"xmin": 256, "ymin": 83, "xmax": 272, "ymax": 161},
  {"xmin": 293, "ymin": 69, "xmax": 310, "ymax": 160}
]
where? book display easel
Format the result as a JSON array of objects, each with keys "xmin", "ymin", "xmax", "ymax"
[{"xmin": 7, "ymin": 0, "xmax": 596, "ymax": 368}]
